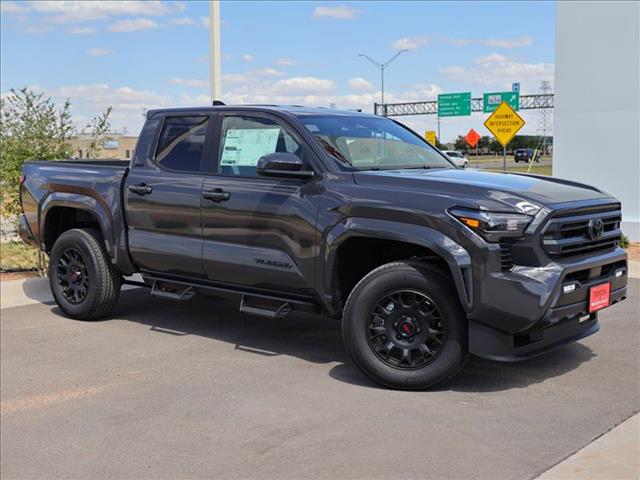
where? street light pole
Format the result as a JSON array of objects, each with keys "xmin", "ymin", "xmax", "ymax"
[
  {"xmin": 358, "ymin": 50, "xmax": 408, "ymax": 107},
  {"xmin": 209, "ymin": 0, "xmax": 221, "ymax": 102}
]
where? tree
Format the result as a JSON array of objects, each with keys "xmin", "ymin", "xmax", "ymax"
[
  {"xmin": 0, "ymin": 87, "xmax": 112, "ymax": 216},
  {"xmin": 81, "ymin": 106, "xmax": 113, "ymax": 158},
  {"xmin": 0, "ymin": 88, "xmax": 74, "ymax": 216},
  {"xmin": 453, "ymin": 135, "xmax": 467, "ymax": 152}
]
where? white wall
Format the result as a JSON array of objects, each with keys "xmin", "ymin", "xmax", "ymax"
[{"xmin": 554, "ymin": 1, "xmax": 640, "ymax": 240}]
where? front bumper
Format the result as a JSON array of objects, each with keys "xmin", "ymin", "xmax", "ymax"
[{"xmin": 468, "ymin": 247, "xmax": 628, "ymax": 361}]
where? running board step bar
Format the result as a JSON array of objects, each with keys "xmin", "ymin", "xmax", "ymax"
[
  {"xmin": 150, "ymin": 280, "xmax": 196, "ymax": 301},
  {"xmin": 239, "ymin": 295, "xmax": 292, "ymax": 318}
]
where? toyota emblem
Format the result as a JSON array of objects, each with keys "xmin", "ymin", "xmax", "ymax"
[{"xmin": 587, "ymin": 218, "xmax": 604, "ymax": 240}]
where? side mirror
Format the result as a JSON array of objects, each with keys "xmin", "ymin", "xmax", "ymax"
[{"xmin": 256, "ymin": 153, "xmax": 314, "ymax": 179}]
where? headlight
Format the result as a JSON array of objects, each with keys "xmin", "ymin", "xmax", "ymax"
[{"xmin": 449, "ymin": 207, "xmax": 533, "ymax": 242}]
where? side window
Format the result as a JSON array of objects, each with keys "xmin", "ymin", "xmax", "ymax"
[
  {"xmin": 218, "ymin": 115, "xmax": 302, "ymax": 177},
  {"xmin": 155, "ymin": 116, "xmax": 208, "ymax": 172}
]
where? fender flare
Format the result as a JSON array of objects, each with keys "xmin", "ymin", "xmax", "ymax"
[
  {"xmin": 321, "ymin": 217, "xmax": 473, "ymax": 313},
  {"xmin": 40, "ymin": 192, "xmax": 115, "ymax": 258}
]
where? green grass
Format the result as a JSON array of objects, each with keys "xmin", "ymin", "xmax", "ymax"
[
  {"xmin": 468, "ymin": 155, "xmax": 552, "ymax": 164},
  {"xmin": 0, "ymin": 241, "xmax": 42, "ymax": 271},
  {"xmin": 485, "ymin": 164, "xmax": 552, "ymax": 176}
]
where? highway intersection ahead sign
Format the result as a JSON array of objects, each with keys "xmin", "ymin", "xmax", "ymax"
[{"xmin": 484, "ymin": 101, "xmax": 525, "ymax": 147}]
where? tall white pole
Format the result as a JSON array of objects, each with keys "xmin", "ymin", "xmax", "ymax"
[{"xmin": 209, "ymin": 0, "xmax": 221, "ymax": 102}]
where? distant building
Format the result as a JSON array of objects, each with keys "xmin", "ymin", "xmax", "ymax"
[{"xmin": 70, "ymin": 133, "xmax": 138, "ymax": 160}]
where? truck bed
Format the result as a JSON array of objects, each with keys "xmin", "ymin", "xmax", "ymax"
[{"xmin": 20, "ymin": 159, "xmax": 131, "ymax": 269}]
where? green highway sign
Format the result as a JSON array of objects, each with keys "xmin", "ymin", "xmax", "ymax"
[
  {"xmin": 483, "ymin": 91, "xmax": 520, "ymax": 112},
  {"xmin": 438, "ymin": 92, "xmax": 471, "ymax": 117}
]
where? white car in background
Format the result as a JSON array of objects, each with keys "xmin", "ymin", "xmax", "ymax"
[{"xmin": 443, "ymin": 150, "xmax": 469, "ymax": 168}]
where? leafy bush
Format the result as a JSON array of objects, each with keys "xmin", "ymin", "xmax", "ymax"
[
  {"xmin": 620, "ymin": 235, "xmax": 629, "ymax": 249},
  {"xmin": 0, "ymin": 87, "xmax": 112, "ymax": 217}
]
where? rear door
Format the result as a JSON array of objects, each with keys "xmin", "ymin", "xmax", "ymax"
[
  {"xmin": 200, "ymin": 112, "xmax": 321, "ymax": 296},
  {"xmin": 124, "ymin": 114, "xmax": 214, "ymax": 278}
]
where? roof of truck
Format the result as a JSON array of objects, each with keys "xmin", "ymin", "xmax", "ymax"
[{"xmin": 146, "ymin": 104, "xmax": 375, "ymax": 118}]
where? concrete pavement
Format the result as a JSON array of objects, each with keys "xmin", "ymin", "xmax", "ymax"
[{"xmin": 1, "ymin": 274, "xmax": 638, "ymax": 479}]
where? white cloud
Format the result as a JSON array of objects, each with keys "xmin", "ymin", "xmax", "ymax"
[
  {"xmin": 440, "ymin": 53, "xmax": 554, "ymax": 90},
  {"xmin": 169, "ymin": 17, "xmax": 194, "ymax": 26},
  {"xmin": 275, "ymin": 58, "xmax": 295, "ymax": 66},
  {"xmin": 241, "ymin": 54, "xmax": 254, "ymax": 62},
  {"xmin": 484, "ymin": 35, "xmax": 533, "ymax": 48},
  {"xmin": 23, "ymin": 84, "xmax": 172, "ymax": 133},
  {"xmin": 200, "ymin": 16, "xmax": 209, "ymax": 27},
  {"xmin": 392, "ymin": 35, "xmax": 534, "ymax": 51},
  {"xmin": 1, "ymin": 1, "xmax": 29, "ymax": 14},
  {"xmin": 24, "ymin": 24, "xmax": 52, "ymax": 34},
  {"xmin": 25, "ymin": 1, "xmax": 185, "ymax": 23},
  {"xmin": 67, "ymin": 27, "xmax": 96, "ymax": 34},
  {"xmin": 393, "ymin": 36, "xmax": 428, "ymax": 51},
  {"xmin": 87, "ymin": 47, "xmax": 112, "ymax": 56},
  {"xmin": 474, "ymin": 53, "xmax": 509, "ymax": 64},
  {"xmin": 348, "ymin": 77, "xmax": 374, "ymax": 91},
  {"xmin": 272, "ymin": 77, "xmax": 335, "ymax": 95},
  {"xmin": 253, "ymin": 67, "xmax": 286, "ymax": 77},
  {"xmin": 312, "ymin": 5, "xmax": 360, "ymax": 20},
  {"xmin": 107, "ymin": 18, "xmax": 159, "ymax": 32},
  {"xmin": 168, "ymin": 78, "xmax": 208, "ymax": 88}
]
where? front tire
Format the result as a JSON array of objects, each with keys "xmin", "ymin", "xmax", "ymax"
[
  {"xmin": 342, "ymin": 261, "xmax": 468, "ymax": 390},
  {"xmin": 49, "ymin": 228, "xmax": 121, "ymax": 320}
]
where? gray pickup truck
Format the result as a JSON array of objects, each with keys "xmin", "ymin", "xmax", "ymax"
[{"xmin": 19, "ymin": 105, "xmax": 628, "ymax": 389}]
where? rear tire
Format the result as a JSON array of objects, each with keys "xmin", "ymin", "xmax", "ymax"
[
  {"xmin": 342, "ymin": 261, "xmax": 468, "ymax": 390},
  {"xmin": 49, "ymin": 228, "xmax": 122, "ymax": 320}
]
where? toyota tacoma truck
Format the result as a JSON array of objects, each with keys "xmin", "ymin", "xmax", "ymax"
[{"xmin": 19, "ymin": 105, "xmax": 628, "ymax": 389}]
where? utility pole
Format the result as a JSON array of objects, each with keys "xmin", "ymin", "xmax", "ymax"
[
  {"xmin": 209, "ymin": 0, "xmax": 221, "ymax": 102},
  {"xmin": 536, "ymin": 80, "xmax": 553, "ymax": 157},
  {"xmin": 358, "ymin": 50, "xmax": 408, "ymax": 105}
]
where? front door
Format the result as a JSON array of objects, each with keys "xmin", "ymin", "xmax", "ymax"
[
  {"xmin": 125, "ymin": 114, "xmax": 212, "ymax": 277},
  {"xmin": 200, "ymin": 113, "xmax": 320, "ymax": 296}
]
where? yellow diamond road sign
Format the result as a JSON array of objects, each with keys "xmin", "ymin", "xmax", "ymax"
[{"xmin": 484, "ymin": 101, "xmax": 525, "ymax": 147}]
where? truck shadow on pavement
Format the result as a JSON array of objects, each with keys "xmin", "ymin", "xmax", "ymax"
[{"xmin": 51, "ymin": 287, "xmax": 596, "ymax": 393}]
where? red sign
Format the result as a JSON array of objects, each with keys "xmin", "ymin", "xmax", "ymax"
[
  {"xmin": 589, "ymin": 282, "xmax": 611, "ymax": 313},
  {"xmin": 464, "ymin": 128, "xmax": 481, "ymax": 148}
]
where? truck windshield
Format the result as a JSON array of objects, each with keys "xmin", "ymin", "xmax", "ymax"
[{"xmin": 300, "ymin": 115, "xmax": 454, "ymax": 170}]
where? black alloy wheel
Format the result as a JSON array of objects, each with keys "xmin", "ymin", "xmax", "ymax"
[
  {"xmin": 367, "ymin": 290, "xmax": 446, "ymax": 370},
  {"xmin": 56, "ymin": 247, "xmax": 90, "ymax": 305}
]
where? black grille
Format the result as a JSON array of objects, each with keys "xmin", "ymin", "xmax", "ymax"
[
  {"xmin": 542, "ymin": 204, "xmax": 622, "ymax": 259},
  {"xmin": 499, "ymin": 243, "xmax": 514, "ymax": 271}
]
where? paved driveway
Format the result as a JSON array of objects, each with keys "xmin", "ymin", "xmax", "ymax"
[{"xmin": 1, "ymin": 278, "xmax": 638, "ymax": 479}]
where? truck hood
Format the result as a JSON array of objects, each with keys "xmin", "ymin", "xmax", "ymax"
[{"xmin": 352, "ymin": 168, "xmax": 614, "ymax": 213}]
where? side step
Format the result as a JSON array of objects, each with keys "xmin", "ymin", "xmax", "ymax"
[
  {"xmin": 150, "ymin": 280, "xmax": 196, "ymax": 301},
  {"xmin": 239, "ymin": 295, "xmax": 292, "ymax": 319}
]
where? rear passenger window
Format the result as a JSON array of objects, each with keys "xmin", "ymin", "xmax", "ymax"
[
  {"xmin": 218, "ymin": 115, "xmax": 302, "ymax": 177},
  {"xmin": 156, "ymin": 116, "xmax": 208, "ymax": 172}
]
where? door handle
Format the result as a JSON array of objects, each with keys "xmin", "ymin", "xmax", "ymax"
[
  {"xmin": 128, "ymin": 183, "xmax": 153, "ymax": 195},
  {"xmin": 202, "ymin": 188, "xmax": 230, "ymax": 202}
]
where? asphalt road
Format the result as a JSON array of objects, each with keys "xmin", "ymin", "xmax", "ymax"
[{"xmin": 1, "ymin": 279, "xmax": 638, "ymax": 479}]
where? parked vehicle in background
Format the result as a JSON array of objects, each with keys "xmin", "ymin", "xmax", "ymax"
[
  {"xmin": 514, "ymin": 148, "xmax": 536, "ymax": 163},
  {"xmin": 443, "ymin": 150, "xmax": 469, "ymax": 168},
  {"xmin": 19, "ymin": 105, "xmax": 628, "ymax": 390}
]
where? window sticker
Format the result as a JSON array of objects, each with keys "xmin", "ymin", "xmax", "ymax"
[{"xmin": 220, "ymin": 128, "xmax": 280, "ymax": 166}]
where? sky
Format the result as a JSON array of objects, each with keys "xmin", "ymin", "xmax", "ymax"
[{"xmin": 0, "ymin": 1, "xmax": 555, "ymax": 142}]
